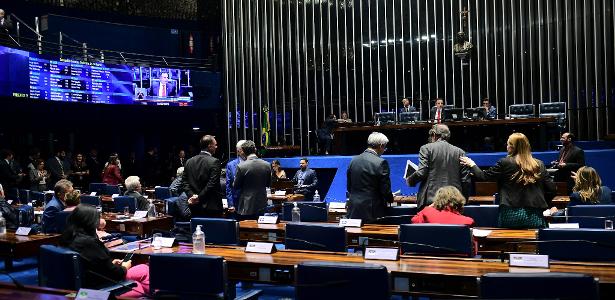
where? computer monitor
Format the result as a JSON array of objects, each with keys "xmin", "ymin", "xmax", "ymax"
[
  {"xmin": 374, "ymin": 112, "xmax": 396, "ymax": 125},
  {"xmin": 444, "ymin": 108, "xmax": 465, "ymax": 121},
  {"xmin": 509, "ymin": 104, "xmax": 535, "ymax": 118},
  {"xmin": 399, "ymin": 111, "xmax": 421, "ymax": 123},
  {"xmin": 465, "ymin": 107, "xmax": 486, "ymax": 120}
]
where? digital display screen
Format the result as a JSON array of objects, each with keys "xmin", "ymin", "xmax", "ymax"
[{"xmin": 0, "ymin": 45, "xmax": 193, "ymax": 106}]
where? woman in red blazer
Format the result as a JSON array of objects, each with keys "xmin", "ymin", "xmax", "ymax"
[
  {"xmin": 412, "ymin": 186, "xmax": 474, "ymax": 226},
  {"xmin": 101, "ymin": 156, "xmax": 123, "ymax": 186}
]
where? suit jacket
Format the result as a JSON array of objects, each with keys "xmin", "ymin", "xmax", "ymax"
[
  {"xmin": 292, "ymin": 168, "xmax": 318, "ymax": 200},
  {"xmin": 411, "ymin": 206, "xmax": 475, "ymax": 226},
  {"xmin": 485, "ymin": 106, "xmax": 497, "ymax": 119},
  {"xmin": 182, "ymin": 151, "xmax": 222, "ymax": 212},
  {"xmin": 346, "ymin": 150, "xmax": 394, "ymax": 222},
  {"xmin": 430, "ymin": 106, "xmax": 446, "ymax": 121},
  {"xmin": 470, "ymin": 156, "xmax": 555, "ymax": 209},
  {"xmin": 557, "ymin": 145, "xmax": 585, "ymax": 174},
  {"xmin": 124, "ymin": 190, "xmax": 150, "ymax": 211},
  {"xmin": 46, "ymin": 156, "xmax": 69, "ymax": 184},
  {"xmin": 0, "ymin": 159, "xmax": 20, "ymax": 189},
  {"xmin": 568, "ymin": 186, "xmax": 613, "ymax": 206},
  {"xmin": 407, "ymin": 140, "xmax": 470, "ymax": 209},
  {"xmin": 42, "ymin": 196, "xmax": 66, "ymax": 233},
  {"xmin": 225, "ymin": 157, "xmax": 242, "ymax": 208},
  {"xmin": 0, "ymin": 17, "xmax": 13, "ymax": 32},
  {"xmin": 399, "ymin": 106, "xmax": 417, "ymax": 114},
  {"xmin": 233, "ymin": 155, "xmax": 272, "ymax": 216},
  {"xmin": 149, "ymin": 81, "xmax": 177, "ymax": 97}
]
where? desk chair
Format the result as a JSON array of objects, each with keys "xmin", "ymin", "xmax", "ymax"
[
  {"xmin": 190, "ymin": 218, "xmax": 240, "ymax": 245},
  {"xmin": 463, "ymin": 205, "xmax": 499, "ymax": 227},
  {"xmin": 18, "ymin": 189, "xmax": 31, "ymax": 204},
  {"xmin": 567, "ymin": 205, "xmax": 615, "ymax": 228},
  {"xmin": 105, "ymin": 184, "xmax": 121, "ymax": 195},
  {"xmin": 479, "ymin": 272, "xmax": 598, "ymax": 300},
  {"xmin": 154, "ymin": 186, "xmax": 172, "ymax": 200},
  {"xmin": 80, "ymin": 195, "xmax": 102, "ymax": 207},
  {"xmin": 39, "ymin": 245, "xmax": 135, "ymax": 294},
  {"xmin": 399, "ymin": 224, "xmax": 474, "ymax": 257},
  {"xmin": 282, "ymin": 202, "xmax": 327, "ymax": 222},
  {"xmin": 113, "ymin": 196, "xmax": 137, "ymax": 214},
  {"xmin": 538, "ymin": 228, "xmax": 615, "ymax": 261},
  {"xmin": 88, "ymin": 183, "xmax": 107, "ymax": 195},
  {"xmin": 149, "ymin": 253, "xmax": 261, "ymax": 300},
  {"xmin": 285, "ymin": 223, "xmax": 346, "ymax": 252},
  {"xmin": 17, "ymin": 205, "xmax": 34, "ymax": 226},
  {"xmin": 373, "ymin": 206, "xmax": 417, "ymax": 225},
  {"xmin": 295, "ymin": 261, "xmax": 389, "ymax": 300},
  {"xmin": 30, "ymin": 191, "xmax": 45, "ymax": 205}
]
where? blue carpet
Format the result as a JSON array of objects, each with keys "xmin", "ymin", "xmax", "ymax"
[{"xmin": 0, "ymin": 257, "xmax": 39, "ymax": 286}]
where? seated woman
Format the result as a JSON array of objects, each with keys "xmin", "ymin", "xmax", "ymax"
[
  {"xmin": 548, "ymin": 166, "xmax": 612, "ymax": 215},
  {"xmin": 412, "ymin": 186, "xmax": 474, "ymax": 226},
  {"xmin": 60, "ymin": 204, "xmax": 149, "ymax": 297},
  {"xmin": 271, "ymin": 160, "xmax": 287, "ymax": 181},
  {"xmin": 63, "ymin": 190, "xmax": 81, "ymax": 211}
]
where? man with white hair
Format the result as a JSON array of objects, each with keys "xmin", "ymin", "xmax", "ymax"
[
  {"xmin": 124, "ymin": 176, "xmax": 149, "ymax": 211},
  {"xmin": 346, "ymin": 132, "xmax": 394, "ymax": 222},
  {"xmin": 225, "ymin": 140, "xmax": 246, "ymax": 214},
  {"xmin": 169, "ymin": 167, "xmax": 185, "ymax": 196}
]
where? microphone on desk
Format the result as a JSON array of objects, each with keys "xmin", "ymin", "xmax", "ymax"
[
  {"xmin": 284, "ymin": 237, "xmax": 329, "ymax": 250},
  {"xmin": 499, "ymin": 239, "xmax": 615, "ymax": 262},
  {"xmin": 371, "ymin": 215, "xmax": 414, "ymax": 223},
  {"xmin": 358, "ymin": 237, "xmax": 460, "ymax": 254},
  {"xmin": 292, "ymin": 203, "xmax": 327, "ymax": 210},
  {"xmin": 76, "ymin": 255, "xmax": 149, "ymax": 298}
]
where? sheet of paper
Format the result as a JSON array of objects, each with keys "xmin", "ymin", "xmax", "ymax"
[
  {"xmin": 472, "ymin": 229, "xmax": 492, "ymax": 237},
  {"xmin": 403, "ymin": 160, "xmax": 418, "ymax": 179}
]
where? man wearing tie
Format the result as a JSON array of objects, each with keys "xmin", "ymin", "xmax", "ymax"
[
  {"xmin": 399, "ymin": 98, "xmax": 416, "ymax": 113},
  {"xmin": 552, "ymin": 132, "xmax": 585, "ymax": 193},
  {"xmin": 149, "ymin": 72, "xmax": 177, "ymax": 97},
  {"xmin": 430, "ymin": 98, "xmax": 445, "ymax": 123},
  {"xmin": 46, "ymin": 149, "xmax": 69, "ymax": 189}
]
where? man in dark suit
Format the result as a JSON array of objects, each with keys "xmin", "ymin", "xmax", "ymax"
[
  {"xmin": 0, "ymin": 150, "xmax": 24, "ymax": 194},
  {"xmin": 42, "ymin": 179, "xmax": 73, "ymax": 233},
  {"xmin": 182, "ymin": 135, "xmax": 223, "ymax": 217},
  {"xmin": 407, "ymin": 124, "xmax": 470, "ymax": 209},
  {"xmin": 149, "ymin": 72, "xmax": 177, "ymax": 97},
  {"xmin": 46, "ymin": 149, "xmax": 70, "ymax": 189},
  {"xmin": 346, "ymin": 132, "xmax": 394, "ymax": 223},
  {"xmin": 0, "ymin": 9, "xmax": 13, "ymax": 32},
  {"xmin": 233, "ymin": 140, "xmax": 272, "ymax": 220},
  {"xmin": 292, "ymin": 158, "xmax": 318, "ymax": 200},
  {"xmin": 399, "ymin": 98, "xmax": 416, "ymax": 113},
  {"xmin": 429, "ymin": 98, "xmax": 446, "ymax": 123},
  {"xmin": 552, "ymin": 132, "xmax": 585, "ymax": 192}
]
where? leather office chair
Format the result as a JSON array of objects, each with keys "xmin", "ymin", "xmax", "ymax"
[
  {"xmin": 399, "ymin": 224, "xmax": 474, "ymax": 257},
  {"xmin": 190, "ymin": 218, "xmax": 240, "ymax": 245},
  {"xmin": 154, "ymin": 186, "xmax": 172, "ymax": 200},
  {"xmin": 80, "ymin": 195, "xmax": 102, "ymax": 207},
  {"xmin": 113, "ymin": 196, "xmax": 137, "ymax": 214},
  {"xmin": 282, "ymin": 202, "xmax": 327, "ymax": 222},
  {"xmin": 39, "ymin": 245, "xmax": 135, "ymax": 294},
  {"xmin": 479, "ymin": 272, "xmax": 598, "ymax": 300},
  {"xmin": 149, "ymin": 253, "xmax": 261, "ymax": 300},
  {"xmin": 463, "ymin": 205, "xmax": 499, "ymax": 227},
  {"xmin": 564, "ymin": 205, "xmax": 615, "ymax": 228},
  {"xmin": 509, "ymin": 104, "xmax": 535, "ymax": 119},
  {"xmin": 30, "ymin": 191, "xmax": 45, "ymax": 206},
  {"xmin": 373, "ymin": 206, "xmax": 417, "ymax": 225},
  {"xmin": 105, "ymin": 184, "xmax": 121, "ymax": 196},
  {"xmin": 18, "ymin": 189, "xmax": 31, "ymax": 204},
  {"xmin": 88, "ymin": 183, "xmax": 107, "ymax": 195},
  {"xmin": 295, "ymin": 261, "xmax": 389, "ymax": 300},
  {"xmin": 538, "ymin": 228, "xmax": 615, "ymax": 261},
  {"xmin": 285, "ymin": 223, "xmax": 346, "ymax": 252}
]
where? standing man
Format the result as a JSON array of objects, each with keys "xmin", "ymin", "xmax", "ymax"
[
  {"xmin": 346, "ymin": 132, "xmax": 394, "ymax": 223},
  {"xmin": 552, "ymin": 132, "xmax": 585, "ymax": 192},
  {"xmin": 407, "ymin": 124, "xmax": 470, "ymax": 210},
  {"xmin": 482, "ymin": 98, "xmax": 497, "ymax": 119},
  {"xmin": 225, "ymin": 140, "xmax": 246, "ymax": 214},
  {"xmin": 46, "ymin": 148, "xmax": 70, "ymax": 188},
  {"xmin": 292, "ymin": 158, "xmax": 318, "ymax": 200},
  {"xmin": 182, "ymin": 135, "xmax": 223, "ymax": 218},
  {"xmin": 430, "ymin": 98, "xmax": 446, "ymax": 123},
  {"xmin": 0, "ymin": 150, "xmax": 24, "ymax": 198},
  {"xmin": 233, "ymin": 141, "xmax": 272, "ymax": 220}
]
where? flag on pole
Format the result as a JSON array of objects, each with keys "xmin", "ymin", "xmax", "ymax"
[{"xmin": 261, "ymin": 106, "xmax": 270, "ymax": 146}]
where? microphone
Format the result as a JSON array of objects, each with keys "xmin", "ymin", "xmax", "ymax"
[
  {"xmin": 284, "ymin": 237, "xmax": 328, "ymax": 250},
  {"xmin": 371, "ymin": 215, "xmax": 414, "ymax": 223},
  {"xmin": 293, "ymin": 203, "xmax": 327, "ymax": 210},
  {"xmin": 358, "ymin": 237, "xmax": 460, "ymax": 254},
  {"xmin": 77, "ymin": 253, "xmax": 149, "ymax": 298},
  {"xmin": 500, "ymin": 239, "xmax": 615, "ymax": 262}
]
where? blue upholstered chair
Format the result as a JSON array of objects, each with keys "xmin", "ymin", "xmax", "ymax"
[
  {"xmin": 538, "ymin": 228, "xmax": 615, "ymax": 261},
  {"xmin": 282, "ymin": 202, "xmax": 327, "ymax": 222},
  {"xmin": 18, "ymin": 189, "xmax": 31, "ymax": 204},
  {"xmin": 399, "ymin": 224, "xmax": 474, "ymax": 257},
  {"xmin": 105, "ymin": 184, "xmax": 121, "ymax": 196},
  {"xmin": 113, "ymin": 196, "xmax": 137, "ymax": 214},
  {"xmin": 479, "ymin": 272, "xmax": 598, "ymax": 299},
  {"xmin": 568, "ymin": 205, "xmax": 615, "ymax": 228},
  {"xmin": 39, "ymin": 245, "xmax": 135, "ymax": 294},
  {"xmin": 17, "ymin": 205, "xmax": 34, "ymax": 227},
  {"xmin": 463, "ymin": 205, "xmax": 499, "ymax": 227},
  {"xmin": 80, "ymin": 195, "xmax": 102, "ymax": 207},
  {"xmin": 88, "ymin": 183, "xmax": 107, "ymax": 195},
  {"xmin": 190, "ymin": 218, "xmax": 240, "ymax": 245},
  {"xmin": 295, "ymin": 261, "xmax": 389, "ymax": 300},
  {"xmin": 373, "ymin": 206, "xmax": 417, "ymax": 225},
  {"xmin": 149, "ymin": 253, "xmax": 261, "ymax": 300},
  {"xmin": 285, "ymin": 223, "xmax": 346, "ymax": 252},
  {"xmin": 154, "ymin": 186, "xmax": 172, "ymax": 200}
]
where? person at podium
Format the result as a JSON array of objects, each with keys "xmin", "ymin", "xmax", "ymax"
[
  {"xmin": 482, "ymin": 98, "xmax": 497, "ymax": 119},
  {"xmin": 399, "ymin": 98, "xmax": 416, "ymax": 113},
  {"xmin": 149, "ymin": 72, "xmax": 176, "ymax": 97},
  {"xmin": 430, "ymin": 98, "xmax": 446, "ymax": 123}
]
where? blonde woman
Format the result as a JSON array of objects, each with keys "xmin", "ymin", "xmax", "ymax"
[
  {"xmin": 568, "ymin": 167, "xmax": 612, "ymax": 205},
  {"xmin": 460, "ymin": 133, "xmax": 555, "ymax": 228},
  {"xmin": 411, "ymin": 186, "xmax": 474, "ymax": 226}
]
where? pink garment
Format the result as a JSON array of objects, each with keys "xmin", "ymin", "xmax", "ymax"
[{"xmin": 120, "ymin": 263, "xmax": 150, "ymax": 298}]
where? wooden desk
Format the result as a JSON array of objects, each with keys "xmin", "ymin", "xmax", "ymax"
[
  {"xmin": 101, "ymin": 213, "xmax": 173, "ymax": 237},
  {"xmin": 110, "ymin": 243, "xmax": 615, "ymax": 298},
  {"xmin": 0, "ymin": 232, "xmax": 60, "ymax": 270}
]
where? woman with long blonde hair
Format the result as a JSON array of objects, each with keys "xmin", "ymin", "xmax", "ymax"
[
  {"xmin": 460, "ymin": 133, "xmax": 556, "ymax": 228},
  {"xmin": 570, "ymin": 166, "xmax": 612, "ymax": 205}
]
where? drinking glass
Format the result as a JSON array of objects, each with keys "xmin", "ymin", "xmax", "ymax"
[
  {"xmin": 123, "ymin": 206, "xmax": 130, "ymax": 216},
  {"xmin": 152, "ymin": 233, "xmax": 162, "ymax": 250},
  {"xmin": 605, "ymin": 220, "xmax": 613, "ymax": 230}
]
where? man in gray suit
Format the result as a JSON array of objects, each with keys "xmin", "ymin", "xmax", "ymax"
[
  {"xmin": 346, "ymin": 132, "xmax": 394, "ymax": 223},
  {"xmin": 233, "ymin": 140, "xmax": 272, "ymax": 220},
  {"xmin": 407, "ymin": 124, "xmax": 470, "ymax": 210}
]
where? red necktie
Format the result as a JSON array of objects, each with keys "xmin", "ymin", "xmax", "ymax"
[
  {"xmin": 161, "ymin": 84, "xmax": 167, "ymax": 97},
  {"xmin": 436, "ymin": 109, "xmax": 441, "ymax": 123}
]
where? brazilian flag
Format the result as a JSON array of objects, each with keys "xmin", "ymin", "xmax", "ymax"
[{"xmin": 261, "ymin": 106, "xmax": 270, "ymax": 146}]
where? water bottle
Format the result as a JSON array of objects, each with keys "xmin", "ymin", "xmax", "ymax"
[
  {"xmin": 313, "ymin": 190, "xmax": 320, "ymax": 202},
  {"xmin": 291, "ymin": 202, "xmax": 301, "ymax": 222},
  {"xmin": 147, "ymin": 199, "xmax": 156, "ymax": 217},
  {"xmin": 0, "ymin": 212, "xmax": 6, "ymax": 234},
  {"xmin": 192, "ymin": 225, "xmax": 206, "ymax": 254}
]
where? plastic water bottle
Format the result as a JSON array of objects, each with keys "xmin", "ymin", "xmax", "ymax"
[
  {"xmin": 192, "ymin": 225, "xmax": 206, "ymax": 254},
  {"xmin": 313, "ymin": 190, "xmax": 320, "ymax": 202},
  {"xmin": 147, "ymin": 199, "xmax": 156, "ymax": 217},
  {"xmin": 0, "ymin": 212, "xmax": 6, "ymax": 234},
  {"xmin": 291, "ymin": 202, "xmax": 301, "ymax": 222}
]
